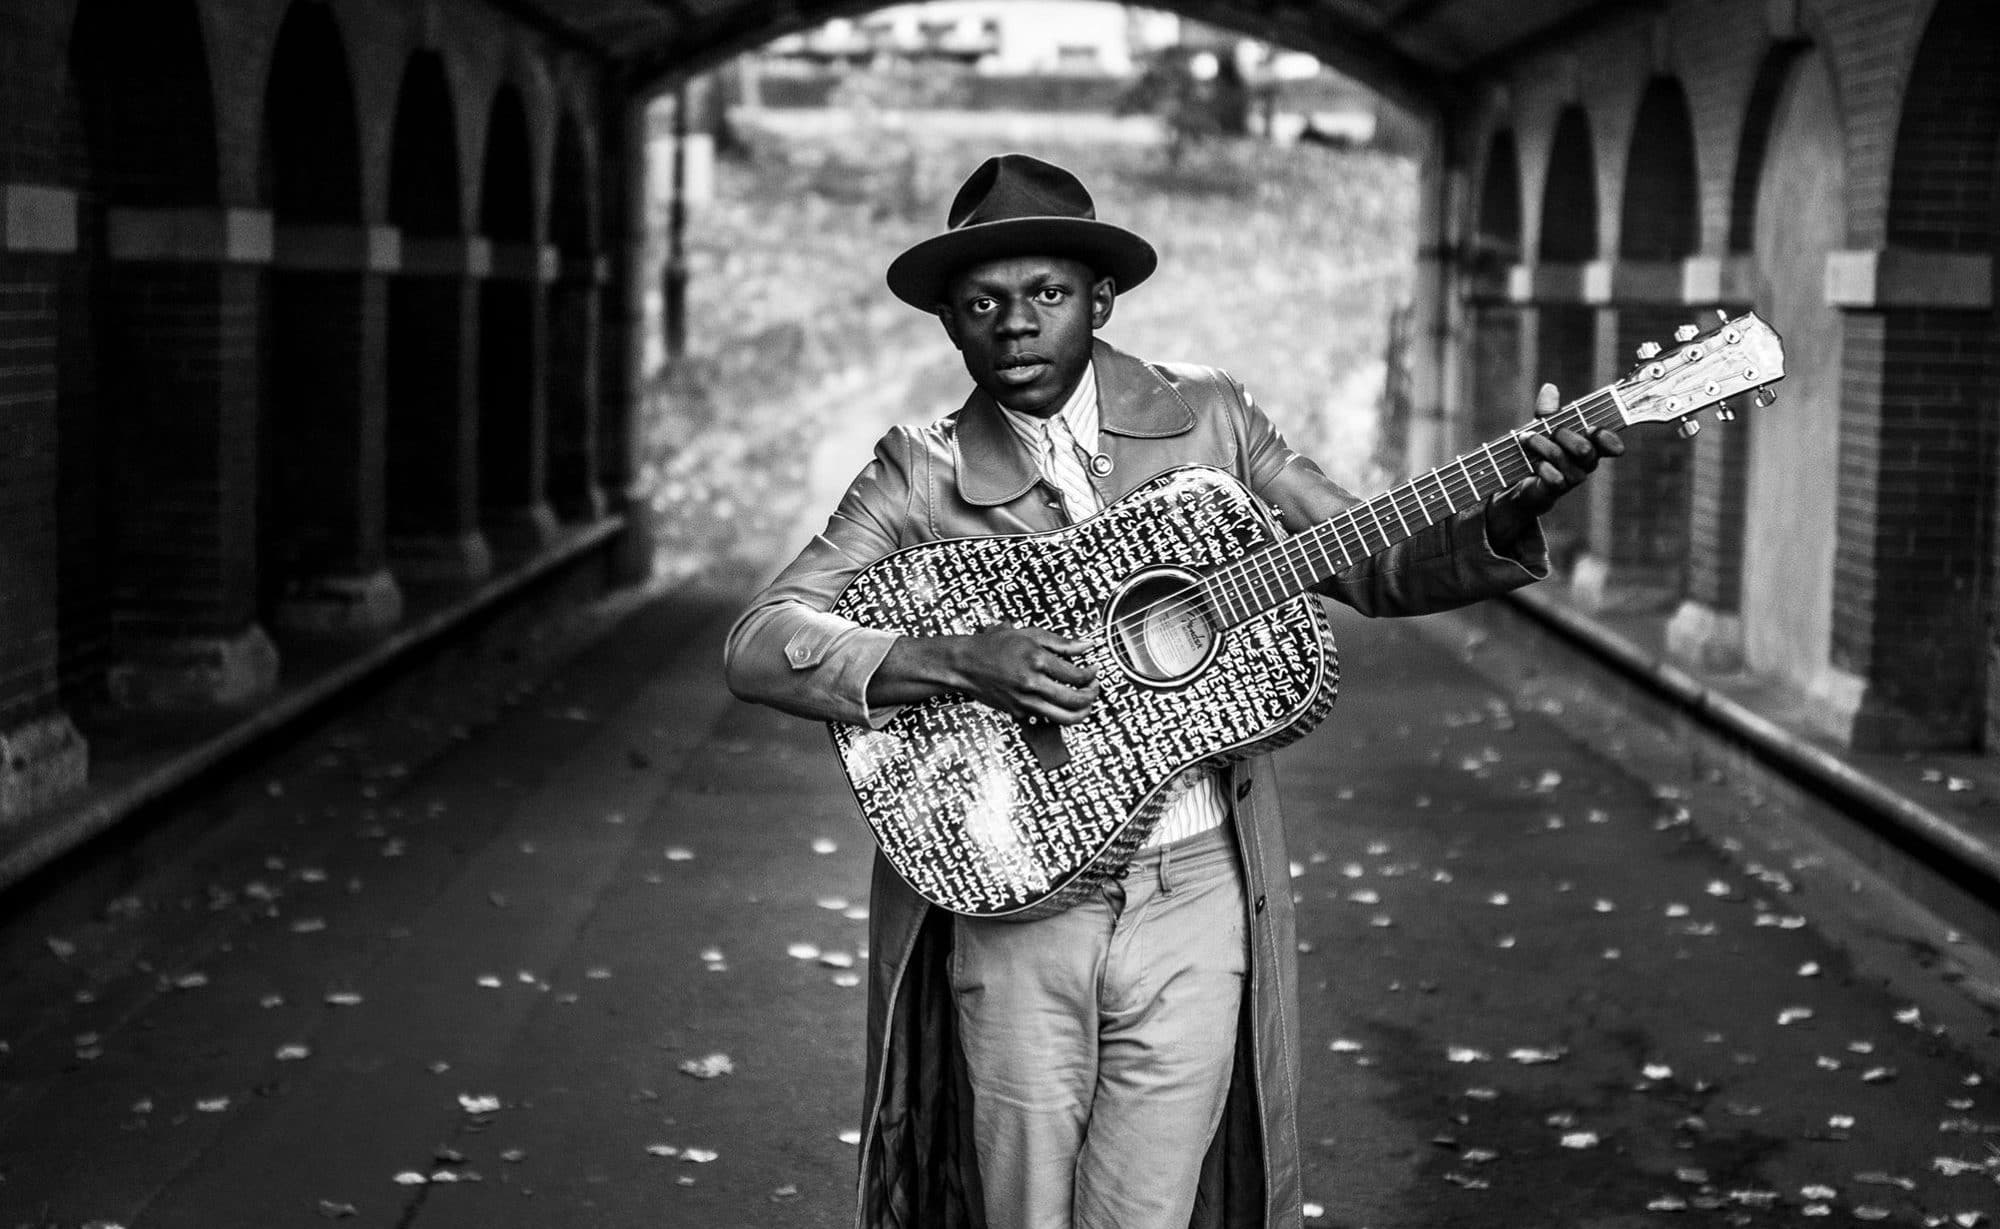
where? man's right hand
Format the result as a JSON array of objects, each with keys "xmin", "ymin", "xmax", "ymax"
[{"xmin": 867, "ymin": 624, "xmax": 1101, "ymax": 724}]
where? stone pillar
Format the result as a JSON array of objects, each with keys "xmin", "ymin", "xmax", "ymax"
[
  {"xmin": 0, "ymin": 183, "xmax": 90, "ymax": 820},
  {"xmin": 266, "ymin": 224, "xmax": 404, "ymax": 637},
  {"xmin": 99, "ymin": 206, "xmax": 280, "ymax": 710},
  {"xmin": 602, "ymin": 97, "xmax": 654, "ymax": 587},
  {"xmin": 389, "ymin": 237, "xmax": 493, "ymax": 585}
]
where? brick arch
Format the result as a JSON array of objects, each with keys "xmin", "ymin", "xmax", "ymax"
[
  {"xmin": 1599, "ymin": 76, "xmax": 1700, "ymax": 612},
  {"xmin": 1850, "ymin": 0, "xmax": 2000, "ymax": 746},
  {"xmin": 66, "ymin": 0, "xmax": 220, "ymax": 206},
  {"xmin": 481, "ymin": 84, "xmax": 536, "ymax": 243},
  {"xmin": 1887, "ymin": 0, "xmax": 1999, "ymax": 250},
  {"xmin": 259, "ymin": 0, "xmax": 396, "ymax": 637},
  {"xmin": 1539, "ymin": 105, "xmax": 1598, "ymax": 262},
  {"xmin": 1619, "ymin": 78, "xmax": 1697, "ymax": 262},
  {"xmin": 493, "ymin": 47, "xmax": 560, "ymax": 236},
  {"xmin": 477, "ymin": 82, "xmax": 556, "ymax": 545},
  {"xmin": 385, "ymin": 48, "xmax": 488, "ymax": 585},
  {"xmin": 1728, "ymin": 42, "xmax": 1812, "ymax": 255},
  {"xmin": 389, "ymin": 51, "xmax": 464, "ymax": 239},
  {"xmin": 57, "ymin": 0, "xmax": 225, "ymax": 707},
  {"xmin": 260, "ymin": 1, "xmax": 363, "ymax": 222}
]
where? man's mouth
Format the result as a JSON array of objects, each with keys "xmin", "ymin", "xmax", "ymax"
[{"xmin": 994, "ymin": 354, "xmax": 1049, "ymax": 384}]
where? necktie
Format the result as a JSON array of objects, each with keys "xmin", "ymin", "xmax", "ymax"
[{"xmin": 1041, "ymin": 414, "xmax": 1100, "ymax": 522}]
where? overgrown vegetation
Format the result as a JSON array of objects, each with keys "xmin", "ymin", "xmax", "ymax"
[{"xmin": 639, "ymin": 109, "xmax": 1417, "ymax": 587}]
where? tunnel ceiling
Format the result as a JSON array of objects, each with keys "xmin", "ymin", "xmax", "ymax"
[{"xmin": 503, "ymin": 0, "xmax": 1645, "ymax": 106}]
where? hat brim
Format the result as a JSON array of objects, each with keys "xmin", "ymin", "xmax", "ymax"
[{"xmin": 886, "ymin": 217, "xmax": 1157, "ymax": 309}]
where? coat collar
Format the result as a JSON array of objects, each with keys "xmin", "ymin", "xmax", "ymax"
[{"xmin": 952, "ymin": 338, "xmax": 1198, "ymax": 506}]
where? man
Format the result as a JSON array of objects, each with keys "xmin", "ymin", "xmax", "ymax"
[{"xmin": 724, "ymin": 153, "xmax": 1621, "ymax": 1229}]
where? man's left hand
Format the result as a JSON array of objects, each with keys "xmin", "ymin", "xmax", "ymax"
[{"xmin": 1485, "ymin": 381, "xmax": 1625, "ymax": 549}]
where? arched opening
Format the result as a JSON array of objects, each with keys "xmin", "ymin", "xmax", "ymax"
[
  {"xmin": 1535, "ymin": 104, "xmax": 1598, "ymax": 565},
  {"xmin": 1468, "ymin": 127, "xmax": 1523, "ymax": 443},
  {"xmin": 386, "ymin": 50, "xmax": 490, "ymax": 585},
  {"xmin": 1862, "ymin": 0, "xmax": 1999, "ymax": 746},
  {"xmin": 477, "ymin": 83, "xmax": 552, "ymax": 548},
  {"xmin": 60, "ymin": 0, "xmax": 222, "ymax": 709},
  {"xmin": 259, "ymin": 0, "xmax": 383, "ymax": 633},
  {"xmin": 546, "ymin": 111, "xmax": 603, "ymax": 522},
  {"xmin": 1605, "ymin": 77, "xmax": 1699, "ymax": 601}
]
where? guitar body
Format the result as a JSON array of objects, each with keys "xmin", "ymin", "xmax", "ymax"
[{"xmin": 829, "ymin": 465, "xmax": 1338, "ymax": 920}]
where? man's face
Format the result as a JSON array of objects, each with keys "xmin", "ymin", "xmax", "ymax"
[{"xmin": 937, "ymin": 255, "xmax": 1116, "ymax": 417}]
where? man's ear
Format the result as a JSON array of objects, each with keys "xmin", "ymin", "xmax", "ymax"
[
  {"xmin": 1090, "ymin": 275, "xmax": 1116, "ymax": 330},
  {"xmin": 934, "ymin": 306, "xmax": 962, "ymax": 350}
]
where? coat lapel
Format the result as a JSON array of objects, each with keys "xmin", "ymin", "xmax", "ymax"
[{"xmin": 952, "ymin": 339, "xmax": 1197, "ymax": 508}]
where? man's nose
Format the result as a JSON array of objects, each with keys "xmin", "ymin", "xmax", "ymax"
[{"xmin": 997, "ymin": 300, "xmax": 1037, "ymax": 335}]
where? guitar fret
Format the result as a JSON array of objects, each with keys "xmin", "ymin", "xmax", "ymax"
[
  {"xmin": 1309, "ymin": 529, "xmax": 1336, "ymax": 579},
  {"xmin": 1224, "ymin": 565, "xmax": 1250, "ymax": 622},
  {"xmin": 1424, "ymin": 472, "xmax": 1448, "ymax": 518},
  {"xmin": 1507, "ymin": 430, "xmax": 1535, "ymax": 474},
  {"xmin": 1364, "ymin": 500, "xmax": 1389, "ymax": 551},
  {"xmin": 1388, "ymin": 493, "xmax": 1412, "ymax": 537}
]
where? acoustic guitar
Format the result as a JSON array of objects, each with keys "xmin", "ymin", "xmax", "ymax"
[{"xmin": 829, "ymin": 311, "xmax": 1785, "ymax": 919}]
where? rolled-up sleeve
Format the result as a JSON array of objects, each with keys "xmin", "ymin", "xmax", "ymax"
[
  {"xmin": 1230, "ymin": 377, "xmax": 1548, "ymax": 617},
  {"xmin": 722, "ymin": 428, "xmax": 919, "ymax": 728}
]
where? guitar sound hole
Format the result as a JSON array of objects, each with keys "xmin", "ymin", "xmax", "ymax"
[{"xmin": 1108, "ymin": 569, "xmax": 1218, "ymax": 686}]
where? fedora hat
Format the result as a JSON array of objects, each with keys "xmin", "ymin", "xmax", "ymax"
[{"xmin": 886, "ymin": 154, "xmax": 1157, "ymax": 309}]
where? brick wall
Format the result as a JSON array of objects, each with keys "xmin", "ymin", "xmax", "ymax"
[
  {"xmin": 1440, "ymin": 0, "xmax": 1995, "ymax": 749},
  {"xmin": 0, "ymin": 0, "xmax": 621, "ymax": 750}
]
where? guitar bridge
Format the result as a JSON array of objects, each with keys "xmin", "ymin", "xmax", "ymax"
[{"xmin": 1020, "ymin": 719, "xmax": 1071, "ymax": 771}]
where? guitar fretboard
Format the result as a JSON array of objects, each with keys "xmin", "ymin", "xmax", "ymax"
[{"xmin": 1201, "ymin": 386, "xmax": 1625, "ymax": 627}]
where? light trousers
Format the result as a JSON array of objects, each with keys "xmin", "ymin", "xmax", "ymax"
[{"xmin": 948, "ymin": 824, "xmax": 1248, "ymax": 1229}]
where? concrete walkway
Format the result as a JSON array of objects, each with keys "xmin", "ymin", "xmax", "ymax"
[{"xmin": 1, "ymin": 581, "xmax": 1997, "ymax": 1228}]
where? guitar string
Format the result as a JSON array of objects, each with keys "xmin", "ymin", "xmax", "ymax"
[{"xmin": 1074, "ymin": 395, "xmax": 1618, "ymax": 654}]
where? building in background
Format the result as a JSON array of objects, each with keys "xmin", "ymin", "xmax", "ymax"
[{"xmin": 763, "ymin": 2, "xmax": 1181, "ymax": 77}]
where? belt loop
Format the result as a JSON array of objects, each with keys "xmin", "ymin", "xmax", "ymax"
[{"xmin": 1157, "ymin": 841, "xmax": 1175, "ymax": 896}]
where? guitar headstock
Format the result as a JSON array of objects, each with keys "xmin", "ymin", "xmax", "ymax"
[{"xmin": 1613, "ymin": 311, "xmax": 1785, "ymax": 438}]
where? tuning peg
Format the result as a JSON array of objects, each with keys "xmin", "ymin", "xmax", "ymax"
[
  {"xmin": 1676, "ymin": 418, "xmax": 1701, "ymax": 439},
  {"xmin": 1673, "ymin": 324, "xmax": 1700, "ymax": 343},
  {"xmin": 1752, "ymin": 386, "xmax": 1777, "ymax": 408},
  {"xmin": 1715, "ymin": 309, "xmax": 1729, "ymax": 324},
  {"xmin": 1715, "ymin": 404, "xmax": 1736, "ymax": 422},
  {"xmin": 1635, "ymin": 340, "xmax": 1662, "ymax": 360}
]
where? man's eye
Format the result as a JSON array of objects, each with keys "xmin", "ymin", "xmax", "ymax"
[
  {"xmin": 969, "ymin": 297, "xmax": 997, "ymax": 314},
  {"xmin": 1035, "ymin": 288, "xmax": 1066, "ymax": 303}
]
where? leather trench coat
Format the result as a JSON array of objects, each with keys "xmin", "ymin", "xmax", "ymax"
[{"xmin": 723, "ymin": 339, "xmax": 1547, "ymax": 1229}]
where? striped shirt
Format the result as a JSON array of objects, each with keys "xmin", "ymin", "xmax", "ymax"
[{"xmin": 997, "ymin": 369, "xmax": 1229, "ymax": 847}]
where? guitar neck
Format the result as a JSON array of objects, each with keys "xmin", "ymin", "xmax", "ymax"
[{"xmin": 1201, "ymin": 385, "xmax": 1628, "ymax": 627}]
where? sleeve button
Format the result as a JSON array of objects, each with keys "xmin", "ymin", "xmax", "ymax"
[{"xmin": 1254, "ymin": 894, "xmax": 1267, "ymax": 914}]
